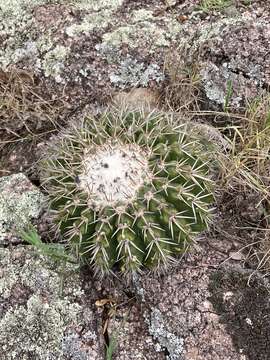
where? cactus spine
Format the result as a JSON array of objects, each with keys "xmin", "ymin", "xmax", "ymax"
[{"xmin": 40, "ymin": 111, "xmax": 214, "ymax": 275}]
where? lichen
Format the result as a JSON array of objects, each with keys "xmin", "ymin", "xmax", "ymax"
[
  {"xmin": 146, "ymin": 308, "xmax": 184, "ymax": 360},
  {"xmin": 68, "ymin": 0, "xmax": 124, "ymax": 11},
  {"xmin": 41, "ymin": 45, "xmax": 69, "ymax": 83},
  {"xmin": 0, "ymin": 173, "xmax": 45, "ymax": 243},
  {"xmin": 0, "ymin": 247, "xmax": 95, "ymax": 360},
  {"xmin": 101, "ymin": 9, "xmax": 182, "ymax": 52},
  {"xmin": 0, "ymin": 0, "xmax": 45, "ymax": 69},
  {"xmin": 0, "ymin": 294, "xmax": 80, "ymax": 359},
  {"xmin": 109, "ymin": 57, "xmax": 164, "ymax": 88},
  {"xmin": 65, "ymin": 10, "xmax": 112, "ymax": 37}
]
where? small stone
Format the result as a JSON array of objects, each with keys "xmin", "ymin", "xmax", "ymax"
[{"xmin": 229, "ymin": 251, "xmax": 245, "ymax": 261}]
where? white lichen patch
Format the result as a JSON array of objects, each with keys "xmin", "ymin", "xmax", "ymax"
[
  {"xmin": 0, "ymin": 0, "xmax": 67, "ymax": 81},
  {"xmin": 69, "ymin": 0, "xmax": 124, "ymax": 11},
  {"xmin": 41, "ymin": 45, "xmax": 69, "ymax": 83},
  {"xmin": 101, "ymin": 9, "xmax": 182, "ymax": 52},
  {"xmin": 102, "ymin": 24, "xmax": 170, "ymax": 51},
  {"xmin": 0, "ymin": 173, "xmax": 45, "ymax": 244},
  {"xmin": 109, "ymin": 57, "xmax": 164, "ymax": 88},
  {"xmin": 0, "ymin": 294, "xmax": 80, "ymax": 359},
  {"xmin": 79, "ymin": 142, "xmax": 151, "ymax": 209},
  {"xmin": 145, "ymin": 308, "xmax": 184, "ymax": 360},
  {"xmin": 66, "ymin": 10, "xmax": 112, "ymax": 37},
  {"xmin": 0, "ymin": 0, "xmax": 52, "ymax": 69},
  {"xmin": 0, "ymin": 247, "xmax": 97, "ymax": 360}
]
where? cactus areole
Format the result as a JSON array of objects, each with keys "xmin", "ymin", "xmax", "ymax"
[{"xmin": 41, "ymin": 111, "xmax": 213, "ymax": 275}]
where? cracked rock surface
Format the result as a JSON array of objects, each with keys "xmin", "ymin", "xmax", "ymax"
[
  {"xmin": 108, "ymin": 241, "xmax": 245, "ymax": 360},
  {"xmin": 0, "ymin": 246, "xmax": 104, "ymax": 360},
  {"xmin": 1, "ymin": 0, "xmax": 269, "ymax": 107}
]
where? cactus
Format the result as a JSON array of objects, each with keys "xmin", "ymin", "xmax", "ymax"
[{"xmin": 40, "ymin": 111, "xmax": 214, "ymax": 275}]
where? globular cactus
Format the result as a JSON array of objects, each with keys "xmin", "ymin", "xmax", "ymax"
[{"xmin": 40, "ymin": 111, "xmax": 214, "ymax": 275}]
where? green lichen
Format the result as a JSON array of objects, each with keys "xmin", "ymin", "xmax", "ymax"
[
  {"xmin": 0, "ymin": 247, "xmax": 90, "ymax": 360},
  {"xmin": 66, "ymin": 10, "xmax": 112, "ymax": 37},
  {"xmin": 193, "ymin": 17, "xmax": 242, "ymax": 45},
  {"xmin": 0, "ymin": 294, "xmax": 80, "ymax": 359},
  {"xmin": 0, "ymin": 173, "xmax": 44, "ymax": 243},
  {"xmin": 41, "ymin": 45, "xmax": 69, "ymax": 83},
  {"xmin": 102, "ymin": 23, "xmax": 171, "ymax": 51},
  {"xmin": 68, "ymin": 0, "xmax": 124, "ymax": 11},
  {"xmin": 36, "ymin": 32, "xmax": 54, "ymax": 53},
  {"xmin": 0, "ymin": 0, "xmax": 45, "ymax": 69},
  {"xmin": 131, "ymin": 9, "xmax": 155, "ymax": 22},
  {"xmin": 101, "ymin": 9, "xmax": 182, "ymax": 52},
  {"xmin": 0, "ymin": 246, "xmax": 83, "ymax": 301}
]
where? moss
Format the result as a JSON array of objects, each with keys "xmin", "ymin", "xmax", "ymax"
[{"xmin": 209, "ymin": 266, "xmax": 270, "ymax": 360}]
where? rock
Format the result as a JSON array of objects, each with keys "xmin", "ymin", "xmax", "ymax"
[
  {"xmin": 107, "ymin": 242, "xmax": 245, "ymax": 360},
  {"xmin": 196, "ymin": 16, "xmax": 270, "ymax": 108},
  {"xmin": 1, "ymin": 0, "xmax": 269, "ymax": 109},
  {"xmin": 209, "ymin": 266, "xmax": 270, "ymax": 359},
  {"xmin": 0, "ymin": 0, "xmax": 181, "ymax": 105},
  {"xmin": 107, "ymin": 304, "xmax": 165, "ymax": 360},
  {"xmin": 0, "ymin": 173, "xmax": 45, "ymax": 245},
  {"xmin": 229, "ymin": 251, "xmax": 245, "ymax": 261},
  {"xmin": 0, "ymin": 246, "xmax": 104, "ymax": 360},
  {"xmin": 135, "ymin": 247, "xmax": 241, "ymax": 360}
]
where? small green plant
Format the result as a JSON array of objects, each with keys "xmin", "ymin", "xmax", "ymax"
[
  {"xmin": 198, "ymin": 0, "xmax": 232, "ymax": 12},
  {"xmin": 106, "ymin": 334, "xmax": 118, "ymax": 360},
  {"xmin": 40, "ymin": 110, "xmax": 214, "ymax": 275},
  {"xmin": 20, "ymin": 225, "xmax": 74, "ymax": 263},
  {"xmin": 223, "ymin": 79, "xmax": 233, "ymax": 112}
]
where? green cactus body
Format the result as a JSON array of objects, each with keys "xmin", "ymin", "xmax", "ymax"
[{"xmin": 40, "ymin": 111, "xmax": 214, "ymax": 275}]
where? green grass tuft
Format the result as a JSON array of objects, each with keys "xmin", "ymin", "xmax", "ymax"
[{"xmin": 198, "ymin": 0, "xmax": 232, "ymax": 12}]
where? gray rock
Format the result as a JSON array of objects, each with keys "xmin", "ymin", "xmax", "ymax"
[
  {"xmin": 0, "ymin": 246, "xmax": 104, "ymax": 360},
  {"xmin": 0, "ymin": 173, "xmax": 45, "ymax": 245},
  {"xmin": 126, "ymin": 243, "xmax": 242, "ymax": 360},
  {"xmin": 107, "ymin": 241, "xmax": 245, "ymax": 360},
  {"xmin": 1, "ymin": 0, "xmax": 269, "ymax": 109},
  {"xmin": 196, "ymin": 16, "xmax": 270, "ymax": 108},
  {"xmin": 108, "ymin": 303, "xmax": 165, "ymax": 360},
  {"xmin": 146, "ymin": 308, "xmax": 184, "ymax": 360}
]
